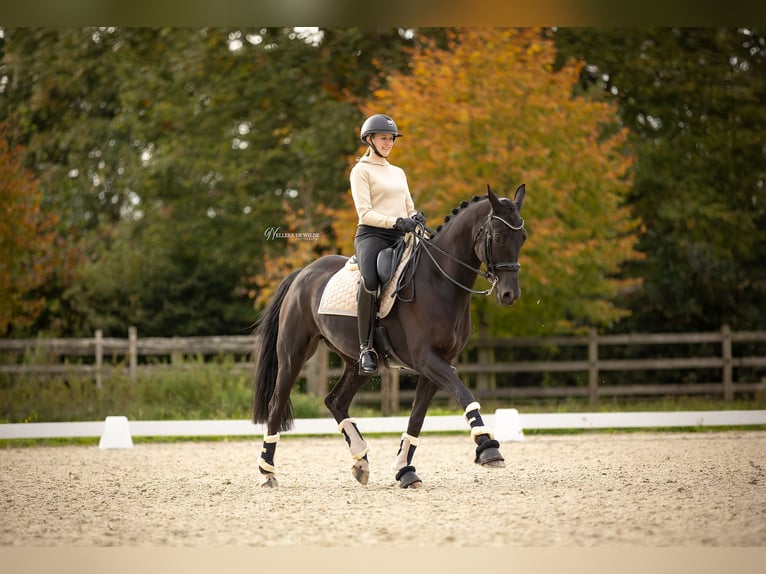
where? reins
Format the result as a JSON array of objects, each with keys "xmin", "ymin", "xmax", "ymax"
[
  {"xmin": 393, "ymin": 211, "xmax": 524, "ymax": 299},
  {"xmin": 417, "ymin": 230, "xmax": 499, "ymax": 296}
]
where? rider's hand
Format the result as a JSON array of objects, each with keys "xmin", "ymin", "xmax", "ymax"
[
  {"xmin": 413, "ymin": 212, "xmax": 427, "ymax": 225},
  {"xmin": 394, "ymin": 217, "xmax": 419, "ymax": 233}
]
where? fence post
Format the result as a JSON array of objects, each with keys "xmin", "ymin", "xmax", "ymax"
[
  {"xmin": 588, "ymin": 328, "xmax": 599, "ymax": 406},
  {"xmin": 381, "ymin": 369, "xmax": 400, "ymax": 416},
  {"xmin": 128, "ymin": 326, "xmax": 138, "ymax": 383},
  {"xmin": 722, "ymin": 324, "xmax": 733, "ymax": 402},
  {"xmin": 476, "ymin": 345, "xmax": 496, "ymax": 392},
  {"xmin": 94, "ymin": 329, "xmax": 103, "ymax": 391},
  {"xmin": 475, "ymin": 324, "xmax": 496, "ymax": 392},
  {"xmin": 390, "ymin": 369, "xmax": 399, "ymax": 415},
  {"xmin": 381, "ymin": 371, "xmax": 390, "ymax": 416}
]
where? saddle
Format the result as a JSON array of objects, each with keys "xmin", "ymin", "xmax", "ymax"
[
  {"xmin": 318, "ymin": 235, "xmax": 418, "ymax": 370},
  {"xmin": 318, "ymin": 235, "xmax": 415, "ymax": 320}
]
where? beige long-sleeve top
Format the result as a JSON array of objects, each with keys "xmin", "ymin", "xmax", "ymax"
[{"xmin": 350, "ymin": 152, "xmax": 417, "ymax": 228}]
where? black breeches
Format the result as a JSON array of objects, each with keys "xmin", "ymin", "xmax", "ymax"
[{"xmin": 354, "ymin": 225, "xmax": 403, "ymax": 292}]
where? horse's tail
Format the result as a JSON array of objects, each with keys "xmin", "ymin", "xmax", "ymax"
[{"xmin": 252, "ymin": 269, "xmax": 302, "ymax": 431}]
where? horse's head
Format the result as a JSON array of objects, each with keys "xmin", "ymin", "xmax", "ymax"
[{"xmin": 480, "ymin": 184, "xmax": 527, "ymax": 306}]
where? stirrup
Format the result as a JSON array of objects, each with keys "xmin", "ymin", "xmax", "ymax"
[{"xmin": 359, "ymin": 346, "xmax": 378, "ymax": 375}]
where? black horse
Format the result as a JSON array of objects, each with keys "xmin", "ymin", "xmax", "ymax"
[{"xmin": 252, "ymin": 184, "xmax": 527, "ymax": 488}]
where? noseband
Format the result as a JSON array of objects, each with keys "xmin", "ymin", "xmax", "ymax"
[{"xmin": 483, "ymin": 213, "xmax": 524, "ymax": 276}]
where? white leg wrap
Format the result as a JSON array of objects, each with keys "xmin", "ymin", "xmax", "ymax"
[
  {"xmin": 338, "ymin": 418, "xmax": 370, "ymax": 460},
  {"xmin": 470, "ymin": 425, "xmax": 495, "ymax": 442},
  {"xmin": 263, "ymin": 433, "xmax": 280, "ymax": 443},
  {"xmin": 464, "ymin": 401, "xmax": 482, "ymax": 424},
  {"xmin": 258, "ymin": 433, "xmax": 279, "ymax": 473},
  {"xmin": 391, "ymin": 432, "xmax": 419, "ymax": 472}
]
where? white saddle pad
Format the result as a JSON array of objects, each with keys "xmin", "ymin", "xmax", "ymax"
[{"xmin": 318, "ymin": 237, "xmax": 416, "ymax": 318}]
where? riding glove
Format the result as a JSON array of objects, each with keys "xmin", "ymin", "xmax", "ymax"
[
  {"xmin": 413, "ymin": 212, "xmax": 427, "ymax": 225},
  {"xmin": 394, "ymin": 217, "xmax": 419, "ymax": 233}
]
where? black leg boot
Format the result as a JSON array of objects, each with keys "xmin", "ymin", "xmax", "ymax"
[{"xmin": 357, "ymin": 283, "xmax": 378, "ymax": 375}]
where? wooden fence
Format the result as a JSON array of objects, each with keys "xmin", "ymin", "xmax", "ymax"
[{"xmin": 2, "ymin": 325, "xmax": 765, "ymax": 413}]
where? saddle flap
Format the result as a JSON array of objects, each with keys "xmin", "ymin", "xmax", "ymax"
[{"xmin": 376, "ymin": 239, "xmax": 407, "ymax": 286}]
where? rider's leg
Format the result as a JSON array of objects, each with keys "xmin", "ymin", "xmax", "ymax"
[
  {"xmin": 357, "ymin": 281, "xmax": 378, "ymax": 374},
  {"xmin": 355, "ymin": 230, "xmax": 391, "ymax": 375}
]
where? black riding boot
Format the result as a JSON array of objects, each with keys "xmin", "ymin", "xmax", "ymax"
[{"xmin": 357, "ymin": 283, "xmax": 378, "ymax": 375}]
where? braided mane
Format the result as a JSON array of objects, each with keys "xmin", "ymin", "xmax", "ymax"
[
  {"xmin": 433, "ymin": 195, "xmax": 485, "ymax": 234},
  {"xmin": 436, "ymin": 191, "xmax": 518, "ymax": 235}
]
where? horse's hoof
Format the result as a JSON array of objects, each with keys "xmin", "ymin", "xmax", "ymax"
[
  {"xmin": 476, "ymin": 442, "xmax": 506, "ymax": 468},
  {"xmin": 404, "ymin": 478, "xmax": 423, "ymax": 489},
  {"xmin": 397, "ymin": 469, "xmax": 422, "ymax": 489},
  {"xmin": 261, "ymin": 474, "xmax": 279, "ymax": 488},
  {"xmin": 351, "ymin": 459, "xmax": 370, "ymax": 485},
  {"xmin": 482, "ymin": 458, "xmax": 506, "ymax": 468},
  {"xmin": 474, "ymin": 437, "xmax": 505, "ymax": 468}
]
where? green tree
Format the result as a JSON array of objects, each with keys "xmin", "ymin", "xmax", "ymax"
[
  {"xmin": 554, "ymin": 27, "xmax": 766, "ymax": 331},
  {"xmin": 0, "ymin": 27, "xmax": 431, "ymax": 336}
]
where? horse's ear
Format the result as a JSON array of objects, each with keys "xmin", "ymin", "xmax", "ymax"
[
  {"xmin": 487, "ymin": 184, "xmax": 503, "ymax": 212},
  {"xmin": 513, "ymin": 183, "xmax": 526, "ymax": 212}
]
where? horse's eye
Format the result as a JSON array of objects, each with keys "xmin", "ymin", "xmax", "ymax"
[{"xmin": 493, "ymin": 233, "xmax": 504, "ymax": 244}]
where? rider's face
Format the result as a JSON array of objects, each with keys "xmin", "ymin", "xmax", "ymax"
[{"xmin": 370, "ymin": 133, "xmax": 395, "ymax": 157}]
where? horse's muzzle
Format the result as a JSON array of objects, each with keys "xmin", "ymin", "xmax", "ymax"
[{"xmin": 497, "ymin": 288, "xmax": 520, "ymax": 306}]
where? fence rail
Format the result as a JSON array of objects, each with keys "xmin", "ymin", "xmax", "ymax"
[{"xmin": 2, "ymin": 325, "xmax": 765, "ymax": 411}]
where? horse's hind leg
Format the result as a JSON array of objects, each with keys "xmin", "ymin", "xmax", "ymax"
[
  {"xmin": 324, "ymin": 360, "xmax": 372, "ymax": 485},
  {"xmin": 259, "ymin": 336, "xmax": 318, "ymax": 488},
  {"xmin": 258, "ymin": 433, "xmax": 280, "ymax": 488},
  {"xmin": 258, "ymin": 366, "xmax": 295, "ymax": 488}
]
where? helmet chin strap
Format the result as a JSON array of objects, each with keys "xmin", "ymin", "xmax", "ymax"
[{"xmin": 365, "ymin": 136, "xmax": 386, "ymax": 158}]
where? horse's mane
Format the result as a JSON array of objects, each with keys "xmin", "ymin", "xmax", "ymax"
[
  {"xmin": 433, "ymin": 195, "xmax": 485, "ymax": 234},
  {"xmin": 432, "ymin": 191, "xmax": 517, "ymax": 234}
]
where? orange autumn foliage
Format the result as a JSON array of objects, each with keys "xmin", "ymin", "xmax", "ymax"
[
  {"xmin": 254, "ymin": 29, "xmax": 641, "ymax": 333},
  {"xmin": 0, "ymin": 134, "xmax": 59, "ymax": 334},
  {"xmin": 349, "ymin": 28, "xmax": 642, "ymax": 333}
]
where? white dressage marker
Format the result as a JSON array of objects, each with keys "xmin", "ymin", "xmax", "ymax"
[
  {"xmin": 494, "ymin": 408, "xmax": 525, "ymax": 442},
  {"xmin": 98, "ymin": 415, "xmax": 133, "ymax": 449}
]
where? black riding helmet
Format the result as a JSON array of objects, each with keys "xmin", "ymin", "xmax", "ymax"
[{"xmin": 360, "ymin": 114, "xmax": 402, "ymax": 157}]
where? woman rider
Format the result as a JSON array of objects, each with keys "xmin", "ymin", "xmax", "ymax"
[{"xmin": 350, "ymin": 114, "xmax": 425, "ymax": 375}]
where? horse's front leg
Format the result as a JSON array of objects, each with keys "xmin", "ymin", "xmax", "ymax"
[
  {"xmin": 464, "ymin": 401, "xmax": 505, "ymax": 467},
  {"xmin": 414, "ymin": 354, "xmax": 505, "ymax": 468},
  {"xmin": 390, "ymin": 374, "xmax": 435, "ymax": 489},
  {"xmin": 324, "ymin": 361, "xmax": 372, "ymax": 485}
]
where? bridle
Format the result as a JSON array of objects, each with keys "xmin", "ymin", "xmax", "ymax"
[
  {"xmin": 483, "ymin": 212, "xmax": 524, "ymax": 276},
  {"xmin": 399, "ymin": 210, "xmax": 524, "ymax": 297}
]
